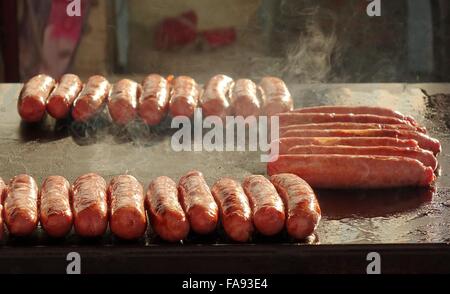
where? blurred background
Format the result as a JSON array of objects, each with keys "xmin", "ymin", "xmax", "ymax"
[{"xmin": 0, "ymin": 0, "xmax": 449, "ymax": 83}]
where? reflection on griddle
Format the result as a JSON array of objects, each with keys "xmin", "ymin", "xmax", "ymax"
[{"xmin": 317, "ymin": 187, "xmax": 434, "ymax": 220}]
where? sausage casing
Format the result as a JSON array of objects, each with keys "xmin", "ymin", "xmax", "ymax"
[
  {"xmin": 200, "ymin": 74, "xmax": 233, "ymax": 118},
  {"xmin": 145, "ymin": 176, "xmax": 189, "ymax": 242},
  {"xmin": 108, "ymin": 175, "xmax": 147, "ymax": 240},
  {"xmin": 242, "ymin": 175, "xmax": 285, "ymax": 236},
  {"xmin": 138, "ymin": 74, "xmax": 171, "ymax": 125},
  {"xmin": 46, "ymin": 74, "xmax": 83, "ymax": 119},
  {"xmin": 72, "ymin": 173, "xmax": 108, "ymax": 237},
  {"xmin": 40, "ymin": 175, "xmax": 73, "ymax": 237},
  {"xmin": 18, "ymin": 74, "xmax": 56, "ymax": 122},
  {"xmin": 279, "ymin": 122, "xmax": 425, "ymax": 134},
  {"xmin": 230, "ymin": 79, "xmax": 262, "ymax": 117},
  {"xmin": 4, "ymin": 174, "xmax": 39, "ymax": 236},
  {"xmin": 72, "ymin": 75, "xmax": 111, "ymax": 122},
  {"xmin": 178, "ymin": 170, "xmax": 218, "ymax": 234},
  {"xmin": 108, "ymin": 79, "xmax": 141, "ymax": 125},
  {"xmin": 260, "ymin": 77, "xmax": 293, "ymax": 116},
  {"xmin": 169, "ymin": 76, "xmax": 200, "ymax": 118},
  {"xmin": 270, "ymin": 173, "xmax": 321, "ymax": 239},
  {"xmin": 211, "ymin": 178, "xmax": 253, "ymax": 242}
]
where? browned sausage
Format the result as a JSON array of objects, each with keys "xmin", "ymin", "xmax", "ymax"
[
  {"xmin": 18, "ymin": 74, "xmax": 56, "ymax": 122},
  {"xmin": 270, "ymin": 173, "xmax": 321, "ymax": 239},
  {"xmin": 279, "ymin": 122, "xmax": 425, "ymax": 133},
  {"xmin": 200, "ymin": 74, "xmax": 233, "ymax": 118},
  {"xmin": 72, "ymin": 75, "xmax": 111, "ymax": 122},
  {"xmin": 169, "ymin": 76, "xmax": 200, "ymax": 118},
  {"xmin": 108, "ymin": 175, "xmax": 147, "ymax": 240},
  {"xmin": 0, "ymin": 177, "xmax": 5, "ymax": 204},
  {"xmin": 39, "ymin": 176, "xmax": 73, "ymax": 238},
  {"xmin": 275, "ymin": 137, "xmax": 420, "ymax": 154},
  {"xmin": 286, "ymin": 145, "xmax": 438, "ymax": 170},
  {"xmin": 107, "ymin": 79, "xmax": 141, "ymax": 125},
  {"xmin": 145, "ymin": 176, "xmax": 189, "ymax": 242},
  {"xmin": 46, "ymin": 74, "xmax": 83, "ymax": 119},
  {"xmin": 260, "ymin": 77, "xmax": 293, "ymax": 116},
  {"xmin": 178, "ymin": 170, "xmax": 218, "ymax": 234},
  {"xmin": 72, "ymin": 173, "xmax": 108, "ymax": 237},
  {"xmin": 277, "ymin": 113, "xmax": 414, "ymax": 127},
  {"xmin": 292, "ymin": 105, "xmax": 418, "ymax": 126},
  {"xmin": 242, "ymin": 175, "xmax": 285, "ymax": 236},
  {"xmin": 138, "ymin": 74, "xmax": 171, "ymax": 125},
  {"xmin": 4, "ymin": 174, "xmax": 39, "ymax": 236},
  {"xmin": 230, "ymin": 79, "xmax": 262, "ymax": 117},
  {"xmin": 267, "ymin": 155, "xmax": 436, "ymax": 188},
  {"xmin": 280, "ymin": 129, "xmax": 441, "ymax": 154},
  {"xmin": 211, "ymin": 178, "xmax": 253, "ymax": 242}
]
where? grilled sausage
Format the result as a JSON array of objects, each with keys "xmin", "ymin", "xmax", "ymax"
[
  {"xmin": 211, "ymin": 178, "xmax": 253, "ymax": 242},
  {"xmin": 286, "ymin": 145, "xmax": 438, "ymax": 170},
  {"xmin": 107, "ymin": 79, "xmax": 141, "ymax": 125},
  {"xmin": 40, "ymin": 176, "xmax": 73, "ymax": 238},
  {"xmin": 0, "ymin": 178, "xmax": 5, "ymax": 240},
  {"xmin": 280, "ymin": 129, "xmax": 441, "ymax": 154},
  {"xmin": 259, "ymin": 77, "xmax": 293, "ymax": 116},
  {"xmin": 108, "ymin": 175, "xmax": 147, "ymax": 240},
  {"xmin": 230, "ymin": 79, "xmax": 262, "ymax": 117},
  {"xmin": 169, "ymin": 76, "xmax": 200, "ymax": 118},
  {"xmin": 200, "ymin": 74, "xmax": 233, "ymax": 118},
  {"xmin": 145, "ymin": 176, "xmax": 189, "ymax": 242},
  {"xmin": 18, "ymin": 74, "xmax": 56, "ymax": 122},
  {"xmin": 279, "ymin": 122, "xmax": 425, "ymax": 133},
  {"xmin": 277, "ymin": 113, "xmax": 414, "ymax": 127},
  {"xmin": 0, "ymin": 177, "xmax": 5, "ymax": 204},
  {"xmin": 4, "ymin": 174, "xmax": 39, "ymax": 236},
  {"xmin": 270, "ymin": 173, "xmax": 321, "ymax": 239},
  {"xmin": 242, "ymin": 175, "xmax": 285, "ymax": 236},
  {"xmin": 267, "ymin": 155, "xmax": 436, "ymax": 188},
  {"xmin": 72, "ymin": 173, "xmax": 108, "ymax": 237},
  {"xmin": 178, "ymin": 170, "xmax": 218, "ymax": 234},
  {"xmin": 46, "ymin": 74, "xmax": 83, "ymax": 119},
  {"xmin": 72, "ymin": 75, "xmax": 111, "ymax": 122},
  {"xmin": 138, "ymin": 74, "xmax": 171, "ymax": 125},
  {"xmin": 292, "ymin": 106, "xmax": 418, "ymax": 126},
  {"xmin": 275, "ymin": 137, "xmax": 420, "ymax": 154}
]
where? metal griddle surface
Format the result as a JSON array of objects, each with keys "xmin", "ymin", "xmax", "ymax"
[{"xmin": 0, "ymin": 83, "xmax": 449, "ymax": 273}]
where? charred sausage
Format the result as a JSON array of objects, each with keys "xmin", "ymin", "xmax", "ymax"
[{"xmin": 72, "ymin": 75, "xmax": 111, "ymax": 122}]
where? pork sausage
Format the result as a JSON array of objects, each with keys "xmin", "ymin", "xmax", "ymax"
[
  {"xmin": 18, "ymin": 74, "xmax": 56, "ymax": 122},
  {"xmin": 200, "ymin": 74, "xmax": 233, "ymax": 118},
  {"xmin": 279, "ymin": 122, "xmax": 425, "ymax": 133},
  {"xmin": 230, "ymin": 79, "xmax": 263, "ymax": 117},
  {"xmin": 72, "ymin": 75, "xmax": 111, "ymax": 122},
  {"xmin": 242, "ymin": 175, "xmax": 285, "ymax": 236},
  {"xmin": 138, "ymin": 74, "xmax": 171, "ymax": 125},
  {"xmin": 46, "ymin": 74, "xmax": 82, "ymax": 119},
  {"xmin": 108, "ymin": 79, "xmax": 141, "ymax": 125},
  {"xmin": 259, "ymin": 76, "xmax": 293, "ymax": 116},
  {"xmin": 169, "ymin": 76, "xmax": 200, "ymax": 118}
]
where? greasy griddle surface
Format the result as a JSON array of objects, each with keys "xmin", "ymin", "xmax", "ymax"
[{"xmin": 0, "ymin": 83, "xmax": 449, "ymax": 245}]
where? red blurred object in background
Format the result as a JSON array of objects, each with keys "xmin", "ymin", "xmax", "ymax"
[
  {"xmin": 154, "ymin": 10, "xmax": 198, "ymax": 50},
  {"xmin": 201, "ymin": 28, "xmax": 236, "ymax": 48}
]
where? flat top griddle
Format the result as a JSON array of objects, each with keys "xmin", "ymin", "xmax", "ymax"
[{"xmin": 0, "ymin": 82, "xmax": 449, "ymax": 273}]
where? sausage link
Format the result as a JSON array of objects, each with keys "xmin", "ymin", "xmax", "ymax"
[
  {"xmin": 280, "ymin": 129, "xmax": 441, "ymax": 154},
  {"xmin": 40, "ymin": 176, "xmax": 73, "ymax": 238},
  {"xmin": 108, "ymin": 79, "xmax": 141, "ymax": 125},
  {"xmin": 292, "ymin": 106, "xmax": 418, "ymax": 126},
  {"xmin": 275, "ymin": 137, "xmax": 419, "ymax": 154},
  {"xmin": 287, "ymin": 145, "xmax": 438, "ymax": 170},
  {"xmin": 200, "ymin": 74, "xmax": 233, "ymax": 118},
  {"xmin": 108, "ymin": 175, "xmax": 146, "ymax": 240},
  {"xmin": 0, "ymin": 177, "xmax": 5, "ymax": 204},
  {"xmin": 4, "ymin": 174, "xmax": 39, "ymax": 236},
  {"xmin": 18, "ymin": 74, "xmax": 56, "ymax": 122},
  {"xmin": 72, "ymin": 75, "xmax": 111, "ymax": 122},
  {"xmin": 138, "ymin": 74, "xmax": 171, "ymax": 125},
  {"xmin": 211, "ymin": 178, "xmax": 253, "ymax": 242},
  {"xmin": 230, "ymin": 79, "xmax": 262, "ymax": 117},
  {"xmin": 279, "ymin": 122, "xmax": 425, "ymax": 133},
  {"xmin": 270, "ymin": 174, "xmax": 321, "ymax": 239},
  {"xmin": 145, "ymin": 176, "xmax": 189, "ymax": 242},
  {"xmin": 72, "ymin": 173, "xmax": 108, "ymax": 237},
  {"xmin": 178, "ymin": 171, "xmax": 218, "ymax": 234},
  {"xmin": 0, "ymin": 178, "xmax": 5, "ymax": 240},
  {"xmin": 242, "ymin": 175, "xmax": 285, "ymax": 236},
  {"xmin": 277, "ymin": 113, "xmax": 414, "ymax": 127},
  {"xmin": 267, "ymin": 155, "xmax": 436, "ymax": 188},
  {"xmin": 46, "ymin": 74, "xmax": 83, "ymax": 119},
  {"xmin": 169, "ymin": 76, "xmax": 200, "ymax": 118},
  {"xmin": 260, "ymin": 77, "xmax": 293, "ymax": 116}
]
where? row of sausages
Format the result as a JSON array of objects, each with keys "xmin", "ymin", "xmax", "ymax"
[
  {"xmin": 17, "ymin": 74, "xmax": 294, "ymax": 124},
  {"xmin": 0, "ymin": 172, "xmax": 321, "ymax": 243},
  {"xmin": 267, "ymin": 106, "xmax": 441, "ymax": 189}
]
